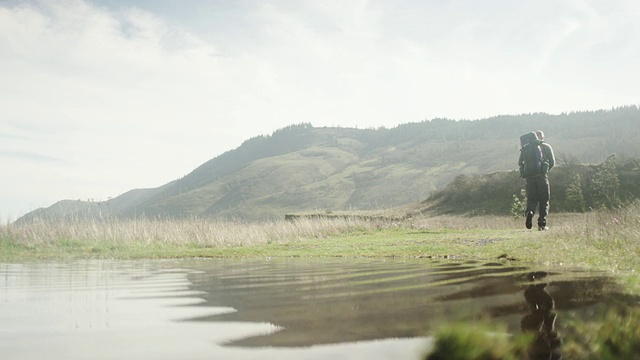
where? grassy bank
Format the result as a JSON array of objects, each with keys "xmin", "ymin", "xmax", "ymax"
[
  {"xmin": 0, "ymin": 215, "xmax": 550, "ymax": 260},
  {"xmin": 2, "ymin": 203, "xmax": 639, "ymax": 289}
]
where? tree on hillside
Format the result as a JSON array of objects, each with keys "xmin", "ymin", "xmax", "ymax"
[
  {"xmin": 588, "ymin": 154, "xmax": 621, "ymax": 209},
  {"xmin": 565, "ymin": 174, "xmax": 586, "ymax": 212}
]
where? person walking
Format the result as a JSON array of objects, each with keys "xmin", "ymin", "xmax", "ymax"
[{"xmin": 519, "ymin": 130, "xmax": 555, "ymax": 230}]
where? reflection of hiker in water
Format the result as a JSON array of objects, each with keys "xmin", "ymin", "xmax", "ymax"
[{"xmin": 521, "ymin": 272, "xmax": 562, "ymax": 360}]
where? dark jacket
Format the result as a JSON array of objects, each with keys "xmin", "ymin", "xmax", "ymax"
[
  {"xmin": 518, "ymin": 142, "xmax": 555, "ymax": 175},
  {"xmin": 540, "ymin": 142, "xmax": 555, "ymax": 172}
]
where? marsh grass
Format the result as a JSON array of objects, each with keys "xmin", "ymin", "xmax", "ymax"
[
  {"xmin": 2, "ymin": 202, "xmax": 640, "ymax": 279},
  {"xmin": 541, "ymin": 202, "xmax": 640, "ymax": 276},
  {"xmin": 0, "ymin": 212, "xmax": 528, "ymax": 260},
  {"xmin": 0, "ymin": 216, "xmax": 376, "ymax": 259}
]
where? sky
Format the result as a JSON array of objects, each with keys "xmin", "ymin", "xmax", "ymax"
[{"xmin": 1, "ymin": 0, "xmax": 639, "ymax": 220}]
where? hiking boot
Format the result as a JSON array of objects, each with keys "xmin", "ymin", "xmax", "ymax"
[
  {"xmin": 525, "ymin": 211, "xmax": 534, "ymax": 229},
  {"xmin": 538, "ymin": 218, "xmax": 547, "ymax": 231}
]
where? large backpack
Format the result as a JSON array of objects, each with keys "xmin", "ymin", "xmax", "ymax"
[{"xmin": 519, "ymin": 132, "xmax": 544, "ymax": 178}]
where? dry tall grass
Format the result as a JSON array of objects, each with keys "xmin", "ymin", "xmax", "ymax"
[
  {"xmin": 540, "ymin": 200, "xmax": 640, "ymax": 273},
  {"xmin": 552, "ymin": 202, "xmax": 640, "ymax": 242},
  {"xmin": 2, "ymin": 201, "xmax": 639, "ymax": 259},
  {"xmin": 0, "ymin": 216, "xmax": 375, "ymax": 248},
  {"xmin": 405, "ymin": 214, "xmax": 523, "ymax": 230}
]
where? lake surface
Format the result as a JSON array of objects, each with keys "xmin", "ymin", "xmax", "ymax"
[{"xmin": 0, "ymin": 258, "xmax": 637, "ymax": 359}]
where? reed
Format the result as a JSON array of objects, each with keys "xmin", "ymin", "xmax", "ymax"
[
  {"xmin": 542, "ymin": 200, "xmax": 640, "ymax": 274},
  {"xmin": 0, "ymin": 216, "xmax": 373, "ymax": 248},
  {"xmin": 2, "ymin": 202, "xmax": 640, "ymax": 277},
  {"xmin": 552, "ymin": 202, "xmax": 640, "ymax": 243}
]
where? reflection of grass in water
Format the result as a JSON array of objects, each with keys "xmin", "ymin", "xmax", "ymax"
[{"xmin": 299, "ymin": 264, "xmax": 531, "ymax": 299}]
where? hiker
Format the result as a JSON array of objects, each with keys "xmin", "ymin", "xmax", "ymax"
[{"xmin": 519, "ymin": 130, "xmax": 555, "ymax": 230}]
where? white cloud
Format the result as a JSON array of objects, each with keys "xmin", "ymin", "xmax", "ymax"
[
  {"xmin": 1, "ymin": 0, "xmax": 639, "ymax": 219},
  {"xmin": 0, "ymin": 1, "xmax": 242, "ymax": 218}
]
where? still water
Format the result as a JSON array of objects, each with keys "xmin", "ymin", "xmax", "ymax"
[{"xmin": 0, "ymin": 258, "xmax": 636, "ymax": 359}]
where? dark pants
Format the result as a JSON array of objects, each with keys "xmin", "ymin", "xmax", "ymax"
[{"xmin": 526, "ymin": 175, "xmax": 550, "ymax": 227}]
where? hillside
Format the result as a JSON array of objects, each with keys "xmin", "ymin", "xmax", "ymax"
[
  {"xmin": 18, "ymin": 106, "xmax": 640, "ymax": 222},
  {"xmin": 423, "ymin": 156, "xmax": 640, "ymax": 216}
]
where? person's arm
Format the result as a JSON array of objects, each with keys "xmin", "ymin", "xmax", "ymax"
[
  {"xmin": 544, "ymin": 144, "xmax": 555, "ymax": 170},
  {"xmin": 518, "ymin": 150, "xmax": 524, "ymax": 166}
]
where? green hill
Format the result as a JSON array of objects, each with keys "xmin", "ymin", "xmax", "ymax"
[{"xmin": 18, "ymin": 106, "xmax": 640, "ymax": 222}]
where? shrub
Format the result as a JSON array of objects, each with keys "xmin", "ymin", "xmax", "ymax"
[{"xmin": 425, "ymin": 322, "xmax": 529, "ymax": 360}]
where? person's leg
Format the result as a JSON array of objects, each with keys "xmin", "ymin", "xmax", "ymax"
[
  {"xmin": 525, "ymin": 178, "xmax": 538, "ymax": 229},
  {"xmin": 537, "ymin": 176, "xmax": 550, "ymax": 229}
]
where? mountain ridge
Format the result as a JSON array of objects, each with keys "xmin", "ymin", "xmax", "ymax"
[{"xmin": 18, "ymin": 106, "xmax": 640, "ymax": 222}]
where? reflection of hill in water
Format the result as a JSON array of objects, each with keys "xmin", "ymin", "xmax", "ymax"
[{"xmin": 184, "ymin": 259, "xmax": 636, "ymax": 347}]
